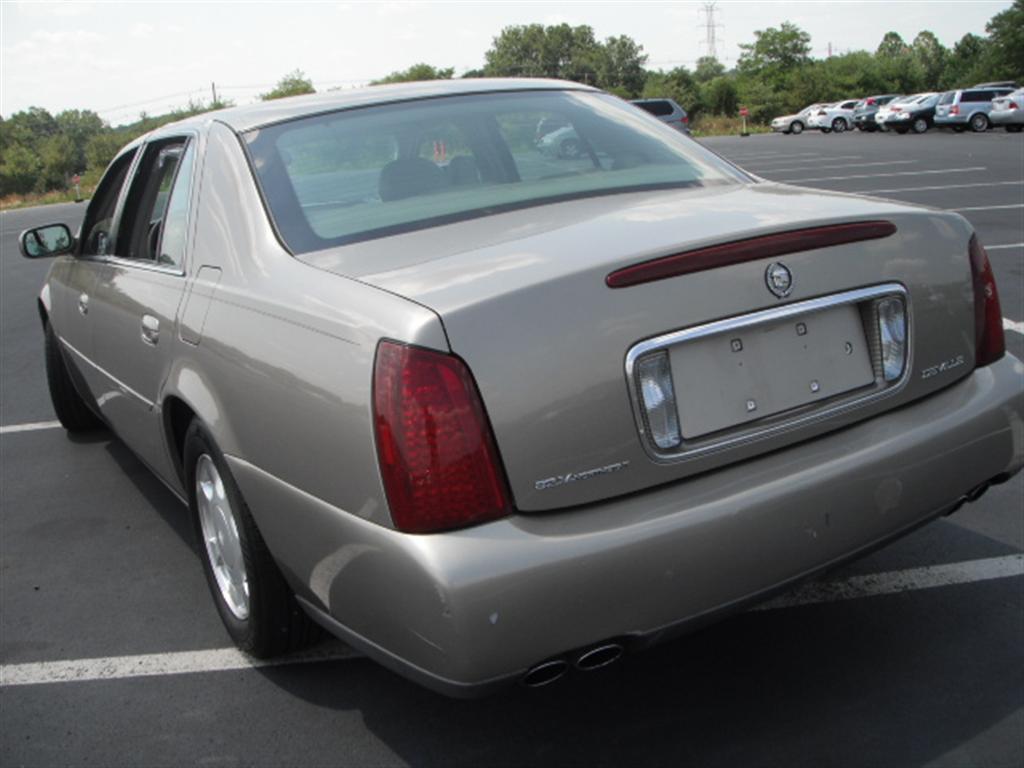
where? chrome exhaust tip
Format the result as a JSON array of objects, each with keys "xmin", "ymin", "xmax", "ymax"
[
  {"xmin": 522, "ymin": 659, "xmax": 568, "ymax": 688},
  {"xmin": 575, "ymin": 643, "xmax": 624, "ymax": 672}
]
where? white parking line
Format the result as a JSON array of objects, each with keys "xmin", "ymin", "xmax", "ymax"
[
  {"xmin": 755, "ymin": 160, "xmax": 916, "ymax": 174},
  {"xmin": 987, "ymin": 243, "xmax": 1024, "ymax": 251},
  {"xmin": 952, "ymin": 204, "xmax": 1024, "ymax": 212},
  {"xmin": 781, "ymin": 167, "xmax": 986, "ymax": 183},
  {"xmin": 2, "ymin": 553, "xmax": 1020, "ymax": 687},
  {"xmin": 753, "ymin": 553, "xmax": 1023, "ymax": 612},
  {"xmin": 859, "ymin": 180, "xmax": 1023, "ymax": 194},
  {"xmin": 1004, "ymin": 317, "xmax": 1024, "ymax": 336},
  {"xmin": 0, "ymin": 420, "xmax": 62, "ymax": 435},
  {"xmin": 743, "ymin": 154, "xmax": 863, "ymax": 167}
]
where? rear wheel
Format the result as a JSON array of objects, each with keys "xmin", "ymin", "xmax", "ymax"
[
  {"xmin": 912, "ymin": 117, "xmax": 929, "ymax": 134},
  {"xmin": 185, "ymin": 421, "xmax": 318, "ymax": 657},
  {"xmin": 791, "ymin": 121, "xmax": 804, "ymax": 135},
  {"xmin": 970, "ymin": 113, "xmax": 989, "ymax": 132},
  {"xmin": 831, "ymin": 118, "xmax": 847, "ymax": 133},
  {"xmin": 44, "ymin": 321, "xmax": 103, "ymax": 431}
]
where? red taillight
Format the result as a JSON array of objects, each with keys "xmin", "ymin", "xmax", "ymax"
[
  {"xmin": 681, "ymin": 115, "xmax": 689, "ymax": 124},
  {"xmin": 950, "ymin": 105, "xmax": 960, "ymax": 115},
  {"xmin": 373, "ymin": 340, "xmax": 511, "ymax": 533},
  {"xmin": 1009, "ymin": 101, "xmax": 1018, "ymax": 110},
  {"xmin": 866, "ymin": 99, "xmax": 876, "ymax": 106},
  {"xmin": 969, "ymin": 236, "xmax": 1005, "ymax": 366}
]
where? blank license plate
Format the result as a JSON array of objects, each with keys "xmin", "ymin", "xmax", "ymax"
[{"xmin": 671, "ymin": 304, "xmax": 874, "ymax": 439}]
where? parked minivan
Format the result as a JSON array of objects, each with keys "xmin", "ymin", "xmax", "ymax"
[
  {"xmin": 631, "ymin": 98, "xmax": 690, "ymax": 133},
  {"xmin": 935, "ymin": 87, "xmax": 1015, "ymax": 132}
]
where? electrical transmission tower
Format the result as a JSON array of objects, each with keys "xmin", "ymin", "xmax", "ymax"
[{"xmin": 698, "ymin": 2, "xmax": 724, "ymax": 60}]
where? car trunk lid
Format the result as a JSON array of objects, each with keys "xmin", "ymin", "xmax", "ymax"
[{"xmin": 299, "ymin": 183, "xmax": 978, "ymax": 511}]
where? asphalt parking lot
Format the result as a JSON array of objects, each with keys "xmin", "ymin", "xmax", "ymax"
[{"xmin": 2, "ymin": 129, "xmax": 1022, "ymax": 767}]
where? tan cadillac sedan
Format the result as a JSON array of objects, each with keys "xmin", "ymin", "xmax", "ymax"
[{"xmin": 20, "ymin": 80, "xmax": 1023, "ymax": 696}]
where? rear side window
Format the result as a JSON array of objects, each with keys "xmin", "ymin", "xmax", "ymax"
[
  {"xmin": 635, "ymin": 100, "xmax": 674, "ymax": 117},
  {"xmin": 962, "ymin": 91, "xmax": 990, "ymax": 102},
  {"xmin": 244, "ymin": 90, "xmax": 746, "ymax": 253},
  {"xmin": 839, "ymin": 101, "xmax": 858, "ymax": 109}
]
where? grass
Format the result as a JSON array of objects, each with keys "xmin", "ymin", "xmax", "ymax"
[
  {"xmin": 690, "ymin": 116, "xmax": 771, "ymax": 138},
  {"xmin": 0, "ymin": 186, "xmax": 95, "ymax": 211}
]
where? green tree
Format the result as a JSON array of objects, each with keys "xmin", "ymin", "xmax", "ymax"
[
  {"xmin": 484, "ymin": 23, "xmax": 602, "ymax": 83},
  {"xmin": 371, "ymin": 63, "xmax": 455, "ymax": 84},
  {"xmin": 260, "ymin": 70, "xmax": 316, "ymax": 101},
  {"xmin": 911, "ymin": 31, "xmax": 948, "ymax": 89},
  {"xmin": 737, "ymin": 22, "xmax": 811, "ymax": 76},
  {"xmin": 55, "ymin": 109, "xmax": 105, "ymax": 172},
  {"xmin": 700, "ymin": 76, "xmax": 739, "ymax": 115},
  {"xmin": 0, "ymin": 143, "xmax": 42, "ymax": 195},
  {"xmin": 942, "ymin": 33, "xmax": 988, "ymax": 88},
  {"xmin": 37, "ymin": 134, "xmax": 77, "ymax": 191},
  {"xmin": 595, "ymin": 35, "xmax": 648, "ymax": 96},
  {"xmin": 694, "ymin": 56, "xmax": 726, "ymax": 83},
  {"xmin": 876, "ymin": 31, "xmax": 910, "ymax": 58},
  {"xmin": 986, "ymin": 0, "xmax": 1024, "ymax": 80},
  {"xmin": 86, "ymin": 132, "xmax": 129, "ymax": 170}
]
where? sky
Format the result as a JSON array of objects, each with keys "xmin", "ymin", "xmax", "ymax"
[{"xmin": 0, "ymin": 0, "xmax": 1013, "ymax": 124}]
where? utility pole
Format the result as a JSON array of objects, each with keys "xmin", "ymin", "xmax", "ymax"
[
  {"xmin": 827, "ymin": 42, "xmax": 833, "ymax": 58},
  {"xmin": 698, "ymin": 2, "xmax": 723, "ymax": 61},
  {"xmin": 211, "ymin": 81, "xmax": 218, "ymax": 105}
]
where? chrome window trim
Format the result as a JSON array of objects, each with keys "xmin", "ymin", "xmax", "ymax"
[{"xmin": 624, "ymin": 283, "xmax": 912, "ymax": 463}]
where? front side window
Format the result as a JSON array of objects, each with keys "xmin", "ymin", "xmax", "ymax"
[
  {"xmin": 244, "ymin": 90, "xmax": 747, "ymax": 254},
  {"xmin": 80, "ymin": 149, "xmax": 137, "ymax": 257}
]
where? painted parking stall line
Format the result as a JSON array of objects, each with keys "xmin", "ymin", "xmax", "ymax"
[
  {"xmin": 3, "ymin": 554, "xmax": 1020, "ymax": 688},
  {"xmin": 0, "ymin": 420, "xmax": 62, "ymax": 435},
  {"xmin": 754, "ymin": 159, "xmax": 916, "ymax": 175},
  {"xmin": 987, "ymin": 243, "xmax": 1024, "ymax": 251},
  {"xmin": 780, "ymin": 167, "xmax": 986, "ymax": 184},
  {"xmin": 1004, "ymin": 317, "xmax": 1024, "ymax": 336},
  {"xmin": 859, "ymin": 180, "xmax": 1023, "ymax": 195}
]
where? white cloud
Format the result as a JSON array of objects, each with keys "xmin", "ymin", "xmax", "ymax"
[{"xmin": 130, "ymin": 22, "xmax": 155, "ymax": 39}]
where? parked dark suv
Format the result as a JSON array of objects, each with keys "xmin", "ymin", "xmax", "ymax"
[
  {"xmin": 631, "ymin": 98, "xmax": 690, "ymax": 133},
  {"xmin": 852, "ymin": 95, "xmax": 901, "ymax": 131},
  {"xmin": 935, "ymin": 87, "xmax": 1015, "ymax": 132}
]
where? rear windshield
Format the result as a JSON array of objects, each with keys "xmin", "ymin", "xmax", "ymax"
[
  {"xmin": 243, "ymin": 90, "xmax": 746, "ymax": 253},
  {"xmin": 635, "ymin": 100, "xmax": 674, "ymax": 117},
  {"xmin": 939, "ymin": 91, "xmax": 956, "ymax": 105}
]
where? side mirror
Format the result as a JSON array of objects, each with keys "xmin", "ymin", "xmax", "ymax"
[{"xmin": 19, "ymin": 224, "xmax": 74, "ymax": 259}]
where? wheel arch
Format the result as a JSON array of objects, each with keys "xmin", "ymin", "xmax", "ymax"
[
  {"xmin": 37, "ymin": 283, "xmax": 52, "ymax": 327},
  {"xmin": 162, "ymin": 364, "xmax": 240, "ymax": 487}
]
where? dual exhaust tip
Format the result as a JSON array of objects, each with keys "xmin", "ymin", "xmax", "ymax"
[{"xmin": 521, "ymin": 642, "xmax": 624, "ymax": 688}]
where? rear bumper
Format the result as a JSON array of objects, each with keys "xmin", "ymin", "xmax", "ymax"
[
  {"xmin": 230, "ymin": 354, "xmax": 1024, "ymax": 697},
  {"xmin": 935, "ymin": 114, "xmax": 970, "ymax": 126}
]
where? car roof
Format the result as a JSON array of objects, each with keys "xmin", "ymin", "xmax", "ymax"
[{"xmin": 159, "ymin": 78, "xmax": 596, "ymax": 134}]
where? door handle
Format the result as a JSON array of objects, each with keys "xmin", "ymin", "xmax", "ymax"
[
  {"xmin": 141, "ymin": 315, "xmax": 160, "ymax": 345},
  {"xmin": 78, "ymin": 293, "xmax": 89, "ymax": 316}
]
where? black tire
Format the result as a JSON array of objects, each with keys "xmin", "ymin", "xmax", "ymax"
[
  {"xmin": 791, "ymin": 121, "xmax": 804, "ymax": 135},
  {"xmin": 185, "ymin": 421, "xmax": 318, "ymax": 658},
  {"xmin": 970, "ymin": 113, "xmax": 989, "ymax": 133},
  {"xmin": 1006, "ymin": 125, "xmax": 1022, "ymax": 133},
  {"xmin": 44, "ymin": 321, "xmax": 103, "ymax": 431},
  {"xmin": 831, "ymin": 118, "xmax": 847, "ymax": 133},
  {"xmin": 912, "ymin": 117, "xmax": 929, "ymax": 134}
]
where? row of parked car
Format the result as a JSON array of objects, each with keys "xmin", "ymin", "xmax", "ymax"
[{"xmin": 771, "ymin": 83, "xmax": 1023, "ymax": 135}]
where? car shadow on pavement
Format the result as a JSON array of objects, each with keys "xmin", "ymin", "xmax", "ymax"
[{"xmin": 256, "ymin": 558, "xmax": 1022, "ymax": 767}]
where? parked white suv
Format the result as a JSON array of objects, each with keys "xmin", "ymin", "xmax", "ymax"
[{"xmin": 808, "ymin": 100, "xmax": 860, "ymax": 133}]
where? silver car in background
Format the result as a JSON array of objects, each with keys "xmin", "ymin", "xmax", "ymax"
[
  {"xmin": 20, "ymin": 79, "xmax": 1023, "ymax": 697},
  {"xmin": 989, "ymin": 88, "xmax": 1024, "ymax": 132},
  {"xmin": 935, "ymin": 86, "xmax": 1016, "ymax": 132},
  {"xmin": 807, "ymin": 99, "xmax": 859, "ymax": 133},
  {"xmin": 770, "ymin": 104, "xmax": 825, "ymax": 134}
]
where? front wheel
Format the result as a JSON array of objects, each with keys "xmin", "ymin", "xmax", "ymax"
[
  {"xmin": 44, "ymin": 321, "xmax": 104, "ymax": 431},
  {"xmin": 970, "ymin": 114, "xmax": 989, "ymax": 132},
  {"xmin": 185, "ymin": 421, "xmax": 318, "ymax": 657},
  {"xmin": 791, "ymin": 121, "xmax": 804, "ymax": 135},
  {"xmin": 912, "ymin": 117, "xmax": 929, "ymax": 134},
  {"xmin": 831, "ymin": 118, "xmax": 847, "ymax": 133}
]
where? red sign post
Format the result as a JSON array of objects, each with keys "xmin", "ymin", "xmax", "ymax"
[{"xmin": 739, "ymin": 106, "xmax": 750, "ymax": 137}]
